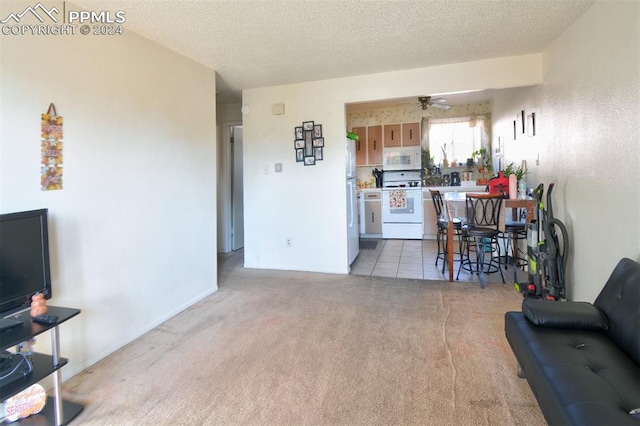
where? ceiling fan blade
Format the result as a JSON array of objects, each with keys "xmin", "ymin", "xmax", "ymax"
[{"xmin": 430, "ymin": 103, "xmax": 451, "ymax": 110}]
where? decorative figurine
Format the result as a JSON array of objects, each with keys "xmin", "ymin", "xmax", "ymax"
[{"xmin": 30, "ymin": 293, "xmax": 48, "ymax": 318}]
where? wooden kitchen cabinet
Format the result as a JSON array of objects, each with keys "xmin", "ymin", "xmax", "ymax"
[
  {"xmin": 352, "ymin": 126, "xmax": 367, "ymax": 166},
  {"xmin": 363, "ymin": 191, "xmax": 382, "ymax": 235},
  {"xmin": 402, "ymin": 122, "xmax": 420, "ymax": 146},
  {"xmin": 383, "ymin": 124, "xmax": 401, "ymax": 147},
  {"xmin": 367, "ymin": 125, "xmax": 383, "ymax": 165}
]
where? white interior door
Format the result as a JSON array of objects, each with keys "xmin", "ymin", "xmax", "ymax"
[{"xmin": 231, "ymin": 126, "xmax": 244, "ymax": 251}]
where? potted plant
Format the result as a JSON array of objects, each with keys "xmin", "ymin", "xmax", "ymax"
[
  {"xmin": 503, "ymin": 162, "xmax": 528, "ymax": 181},
  {"xmin": 471, "ymin": 147, "xmax": 486, "ymax": 165}
]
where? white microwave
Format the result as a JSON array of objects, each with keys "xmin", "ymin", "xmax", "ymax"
[{"xmin": 382, "ymin": 146, "xmax": 422, "ymax": 171}]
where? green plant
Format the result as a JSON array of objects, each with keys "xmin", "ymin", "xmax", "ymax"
[
  {"xmin": 471, "ymin": 147, "xmax": 488, "ymax": 159},
  {"xmin": 421, "ymin": 148, "xmax": 433, "ymax": 169},
  {"xmin": 471, "ymin": 147, "xmax": 489, "ymax": 166},
  {"xmin": 503, "ymin": 162, "xmax": 528, "ymax": 181}
]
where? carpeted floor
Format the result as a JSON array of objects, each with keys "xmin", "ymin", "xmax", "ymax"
[{"xmin": 62, "ymin": 250, "xmax": 544, "ymax": 425}]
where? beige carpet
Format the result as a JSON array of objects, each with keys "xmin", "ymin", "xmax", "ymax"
[{"xmin": 62, "ymin": 252, "xmax": 544, "ymax": 425}]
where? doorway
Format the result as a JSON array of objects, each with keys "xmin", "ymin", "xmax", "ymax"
[{"xmin": 230, "ymin": 125, "xmax": 244, "ymax": 251}]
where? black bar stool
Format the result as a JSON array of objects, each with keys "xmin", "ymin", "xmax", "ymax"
[
  {"xmin": 429, "ymin": 190, "xmax": 463, "ymax": 273},
  {"xmin": 457, "ymin": 193, "xmax": 505, "ymax": 288}
]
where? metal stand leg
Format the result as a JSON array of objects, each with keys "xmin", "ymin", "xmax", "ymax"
[
  {"xmin": 477, "ymin": 239, "xmax": 486, "ymax": 289},
  {"xmin": 51, "ymin": 327, "xmax": 63, "ymax": 426}
]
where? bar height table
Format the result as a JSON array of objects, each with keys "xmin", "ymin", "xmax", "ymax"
[{"xmin": 443, "ymin": 192, "xmax": 535, "ymax": 282}]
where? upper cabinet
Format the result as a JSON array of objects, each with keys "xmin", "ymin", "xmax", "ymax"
[
  {"xmin": 383, "ymin": 124, "xmax": 401, "ymax": 147},
  {"xmin": 353, "ymin": 125, "xmax": 382, "ymax": 166},
  {"xmin": 367, "ymin": 125, "xmax": 383, "ymax": 165},
  {"xmin": 353, "ymin": 122, "xmax": 420, "ymax": 166},
  {"xmin": 402, "ymin": 122, "xmax": 420, "ymax": 146},
  {"xmin": 384, "ymin": 122, "xmax": 420, "ymax": 147},
  {"xmin": 353, "ymin": 126, "xmax": 367, "ymax": 165}
]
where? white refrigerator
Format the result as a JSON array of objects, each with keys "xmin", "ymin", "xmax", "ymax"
[{"xmin": 346, "ymin": 139, "xmax": 360, "ymax": 265}]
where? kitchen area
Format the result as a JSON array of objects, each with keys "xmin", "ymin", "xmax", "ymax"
[{"xmin": 347, "ymin": 95, "xmax": 498, "ymax": 281}]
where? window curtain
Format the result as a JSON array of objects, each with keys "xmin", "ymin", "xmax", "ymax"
[
  {"xmin": 428, "ymin": 114, "xmax": 491, "ymax": 164},
  {"xmin": 473, "ymin": 115, "xmax": 491, "ymax": 154},
  {"xmin": 421, "ymin": 116, "xmax": 430, "ymax": 162}
]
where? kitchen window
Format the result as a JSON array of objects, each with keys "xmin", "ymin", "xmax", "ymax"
[{"xmin": 426, "ymin": 115, "xmax": 490, "ymax": 165}]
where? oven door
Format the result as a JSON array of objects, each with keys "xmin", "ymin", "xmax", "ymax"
[
  {"xmin": 381, "ymin": 189, "xmax": 424, "ymax": 239},
  {"xmin": 382, "ymin": 147, "xmax": 421, "ymax": 171}
]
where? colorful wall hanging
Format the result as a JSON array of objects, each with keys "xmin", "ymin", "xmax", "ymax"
[
  {"xmin": 294, "ymin": 121, "xmax": 323, "ymax": 166},
  {"xmin": 41, "ymin": 103, "xmax": 63, "ymax": 190}
]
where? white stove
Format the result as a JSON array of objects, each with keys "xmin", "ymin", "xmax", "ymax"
[{"xmin": 381, "ymin": 170, "xmax": 423, "ymax": 239}]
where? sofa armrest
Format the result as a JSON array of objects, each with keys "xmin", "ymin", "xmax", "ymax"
[{"xmin": 522, "ymin": 299, "xmax": 609, "ymax": 330}]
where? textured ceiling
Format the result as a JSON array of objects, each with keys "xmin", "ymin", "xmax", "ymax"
[{"xmin": 72, "ymin": 0, "xmax": 594, "ymax": 104}]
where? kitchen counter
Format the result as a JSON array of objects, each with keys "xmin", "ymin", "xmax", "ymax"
[
  {"xmin": 422, "ymin": 185, "xmax": 486, "ymax": 192},
  {"xmin": 357, "ymin": 185, "xmax": 487, "ymax": 194}
]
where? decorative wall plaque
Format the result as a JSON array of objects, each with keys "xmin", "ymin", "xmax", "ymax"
[{"xmin": 41, "ymin": 103, "xmax": 63, "ymax": 190}]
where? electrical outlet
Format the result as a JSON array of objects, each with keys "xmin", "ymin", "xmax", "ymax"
[{"xmin": 286, "ymin": 239, "xmax": 292, "ymax": 247}]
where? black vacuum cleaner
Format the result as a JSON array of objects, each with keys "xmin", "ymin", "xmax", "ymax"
[{"xmin": 514, "ymin": 183, "xmax": 569, "ymax": 300}]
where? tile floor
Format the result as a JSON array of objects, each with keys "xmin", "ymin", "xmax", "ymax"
[{"xmin": 350, "ymin": 238, "xmax": 528, "ymax": 285}]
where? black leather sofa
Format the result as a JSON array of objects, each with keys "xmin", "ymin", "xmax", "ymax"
[{"xmin": 505, "ymin": 258, "xmax": 640, "ymax": 425}]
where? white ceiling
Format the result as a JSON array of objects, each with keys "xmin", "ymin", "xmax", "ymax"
[{"xmin": 73, "ymin": 0, "xmax": 594, "ymax": 104}]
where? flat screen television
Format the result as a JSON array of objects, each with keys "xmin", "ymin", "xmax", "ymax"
[{"xmin": 0, "ymin": 208, "xmax": 52, "ymax": 318}]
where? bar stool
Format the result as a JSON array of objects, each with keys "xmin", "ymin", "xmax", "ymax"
[
  {"xmin": 499, "ymin": 208, "xmax": 528, "ymax": 270},
  {"xmin": 429, "ymin": 190, "xmax": 463, "ymax": 273},
  {"xmin": 457, "ymin": 193, "xmax": 505, "ymax": 288}
]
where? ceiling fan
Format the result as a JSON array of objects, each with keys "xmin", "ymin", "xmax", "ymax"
[{"xmin": 418, "ymin": 96, "xmax": 451, "ymax": 110}]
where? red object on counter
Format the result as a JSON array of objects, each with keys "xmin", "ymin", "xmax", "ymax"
[{"xmin": 488, "ymin": 172, "xmax": 510, "ymax": 197}]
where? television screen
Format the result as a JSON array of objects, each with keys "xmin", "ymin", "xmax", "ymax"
[{"xmin": 0, "ymin": 209, "xmax": 52, "ymax": 316}]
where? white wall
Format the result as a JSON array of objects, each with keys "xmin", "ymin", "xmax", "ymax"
[
  {"xmin": 242, "ymin": 55, "xmax": 542, "ymax": 274},
  {"xmin": 0, "ymin": 1, "xmax": 218, "ymax": 379},
  {"xmin": 491, "ymin": 0, "xmax": 640, "ymax": 302}
]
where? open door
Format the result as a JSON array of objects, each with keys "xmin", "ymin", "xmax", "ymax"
[{"xmin": 231, "ymin": 125, "xmax": 244, "ymax": 251}]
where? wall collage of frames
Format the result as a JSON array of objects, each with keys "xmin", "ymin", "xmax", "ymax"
[{"xmin": 294, "ymin": 121, "xmax": 324, "ymax": 166}]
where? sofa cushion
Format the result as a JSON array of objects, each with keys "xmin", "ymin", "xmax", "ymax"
[
  {"xmin": 522, "ymin": 299, "xmax": 608, "ymax": 330},
  {"xmin": 594, "ymin": 258, "xmax": 640, "ymax": 365}
]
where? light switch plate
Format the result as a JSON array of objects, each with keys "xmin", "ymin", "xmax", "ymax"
[{"xmin": 275, "ymin": 163, "xmax": 283, "ymax": 173}]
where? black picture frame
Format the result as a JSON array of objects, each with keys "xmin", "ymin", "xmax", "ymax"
[
  {"xmin": 295, "ymin": 126, "xmax": 303, "ymax": 139},
  {"xmin": 304, "ymin": 156, "xmax": 315, "ymax": 166},
  {"xmin": 302, "ymin": 121, "xmax": 314, "ymax": 131},
  {"xmin": 513, "ymin": 120, "xmax": 517, "ymax": 140},
  {"xmin": 304, "ymin": 131, "xmax": 313, "ymax": 156},
  {"xmin": 527, "ymin": 112, "xmax": 536, "ymax": 137},
  {"xmin": 314, "ymin": 147, "xmax": 323, "ymax": 161},
  {"xmin": 296, "ymin": 149, "xmax": 304, "ymax": 162},
  {"xmin": 294, "ymin": 139, "xmax": 304, "ymax": 149},
  {"xmin": 313, "ymin": 124, "xmax": 322, "ymax": 138},
  {"xmin": 312, "ymin": 137, "xmax": 324, "ymax": 148}
]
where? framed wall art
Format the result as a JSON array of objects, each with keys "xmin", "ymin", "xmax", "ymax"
[
  {"xmin": 527, "ymin": 112, "xmax": 536, "ymax": 137},
  {"xmin": 294, "ymin": 120, "xmax": 323, "ymax": 166}
]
